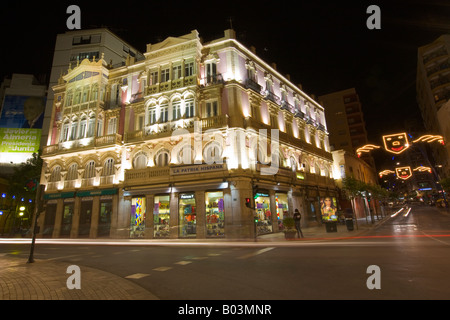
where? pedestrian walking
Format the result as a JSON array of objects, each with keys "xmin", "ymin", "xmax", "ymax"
[{"xmin": 293, "ymin": 209, "xmax": 304, "ymax": 238}]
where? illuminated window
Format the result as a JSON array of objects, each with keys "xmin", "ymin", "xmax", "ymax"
[
  {"xmin": 148, "ymin": 104, "xmax": 157, "ymax": 124},
  {"xmin": 206, "ymin": 101, "xmax": 218, "ymax": 117},
  {"xmin": 178, "ymin": 145, "xmax": 194, "ymax": 165},
  {"xmin": 84, "ymin": 161, "xmax": 96, "ymax": 178},
  {"xmin": 133, "ymin": 152, "xmax": 148, "ymax": 169},
  {"xmin": 107, "ymin": 118, "xmax": 117, "ymax": 135},
  {"xmin": 67, "ymin": 163, "xmax": 78, "ymax": 181},
  {"xmin": 185, "ymin": 62, "xmax": 194, "ymax": 77},
  {"xmin": 149, "ymin": 71, "xmax": 158, "ymax": 85},
  {"xmin": 185, "ymin": 98, "xmax": 195, "ymax": 118},
  {"xmin": 172, "ymin": 65, "xmax": 182, "ymax": 80},
  {"xmin": 79, "ymin": 117, "xmax": 87, "ymax": 139},
  {"xmin": 161, "ymin": 68, "xmax": 170, "ymax": 82},
  {"xmin": 172, "ymin": 99, "xmax": 181, "ymax": 120},
  {"xmin": 203, "ymin": 142, "xmax": 222, "ymax": 164},
  {"xmin": 160, "ymin": 103, "xmax": 169, "ymax": 123},
  {"xmin": 50, "ymin": 166, "xmax": 61, "ymax": 182},
  {"xmin": 103, "ymin": 158, "xmax": 115, "ymax": 176},
  {"xmin": 155, "ymin": 149, "xmax": 170, "ymax": 167}
]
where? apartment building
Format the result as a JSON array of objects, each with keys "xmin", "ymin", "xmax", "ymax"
[{"xmin": 417, "ymin": 34, "xmax": 450, "ymax": 178}]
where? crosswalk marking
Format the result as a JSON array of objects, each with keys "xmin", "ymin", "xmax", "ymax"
[
  {"xmin": 237, "ymin": 247, "xmax": 275, "ymax": 260},
  {"xmin": 125, "ymin": 273, "xmax": 150, "ymax": 279},
  {"xmin": 153, "ymin": 266, "xmax": 172, "ymax": 272},
  {"xmin": 175, "ymin": 261, "xmax": 192, "ymax": 265}
]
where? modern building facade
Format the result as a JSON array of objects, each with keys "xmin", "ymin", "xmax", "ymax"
[
  {"xmin": 38, "ymin": 29, "xmax": 336, "ymax": 240},
  {"xmin": 42, "ymin": 28, "xmax": 144, "ymax": 151},
  {"xmin": 417, "ymin": 34, "xmax": 450, "ymax": 178}
]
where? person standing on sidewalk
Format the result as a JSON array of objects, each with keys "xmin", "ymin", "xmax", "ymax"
[{"xmin": 293, "ymin": 209, "xmax": 304, "ymax": 238}]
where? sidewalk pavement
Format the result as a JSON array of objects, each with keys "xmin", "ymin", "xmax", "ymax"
[{"xmin": 0, "ymin": 216, "xmax": 387, "ymax": 300}]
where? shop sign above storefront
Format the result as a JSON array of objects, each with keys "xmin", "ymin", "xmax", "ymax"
[{"xmin": 170, "ymin": 163, "xmax": 226, "ymax": 175}]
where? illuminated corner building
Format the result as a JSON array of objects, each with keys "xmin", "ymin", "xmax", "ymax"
[
  {"xmin": 42, "ymin": 28, "xmax": 144, "ymax": 152},
  {"xmin": 417, "ymin": 34, "xmax": 450, "ymax": 178},
  {"xmin": 39, "ymin": 29, "xmax": 336, "ymax": 240}
]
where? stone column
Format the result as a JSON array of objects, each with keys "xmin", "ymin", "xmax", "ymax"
[
  {"xmin": 89, "ymin": 196, "xmax": 100, "ymax": 238},
  {"xmin": 52, "ymin": 198, "xmax": 64, "ymax": 238},
  {"xmin": 195, "ymin": 191, "xmax": 205, "ymax": 239},
  {"xmin": 169, "ymin": 192, "xmax": 179, "ymax": 239},
  {"xmin": 269, "ymin": 190, "xmax": 278, "ymax": 233},
  {"xmin": 145, "ymin": 194, "xmax": 154, "ymax": 239},
  {"xmin": 70, "ymin": 197, "xmax": 81, "ymax": 238}
]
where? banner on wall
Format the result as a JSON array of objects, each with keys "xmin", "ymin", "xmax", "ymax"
[{"xmin": 0, "ymin": 95, "xmax": 45, "ymax": 162}]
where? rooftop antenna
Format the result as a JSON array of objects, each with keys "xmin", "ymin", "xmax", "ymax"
[{"xmin": 229, "ymin": 17, "xmax": 233, "ymax": 30}]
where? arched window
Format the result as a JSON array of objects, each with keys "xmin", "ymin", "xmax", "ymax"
[
  {"xmin": 70, "ymin": 118, "xmax": 78, "ymax": 140},
  {"xmin": 79, "ymin": 117, "xmax": 87, "ymax": 139},
  {"xmin": 133, "ymin": 152, "xmax": 148, "ymax": 169},
  {"xmin": 87, "ymin": 114, "xmax": 95, "ymax": 137},
  {"xmin": 103, "ymin": 158, "xmax": 115, "ymax": 176},
  {"xmin": 147, "ymin": 103, "xmax": 157, "ymax": 125},
  {"xmin": 178, "ymin": 145, "xmax": 194, "ymax": 165},
  {"xmin": 155, "ymin": 149, "xmax": 170, "ymax": 167},
  {"xmin": 203, "ymin": 142, "xmax": 222, "ymax": 164},
  {"xmin": 290, "ymin": 156, "xmax": 297, "ymax": 172},
  {"xmin": 172, "ymin": 98, "xmax": 181, "ymax": 121},
  {"xmin": 62, "ymin": 120, "xmax": 70, "ymax": 141},
  {"xmin": 50, "ymin": 166, "xmax": 61, "ymax": 182},
  {"xmin": 185, "ymin": 97, "xmax": 195, "ymax": 118},
  {"xmin": 84, "ymin": 160, "xmax": 96, "ymax": 178},
  {"xmin": 67, "ymin": 163, "xmax": 78, "ymax": 181}
]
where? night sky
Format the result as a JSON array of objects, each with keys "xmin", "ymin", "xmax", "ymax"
[{"xmin": 1, "ymin": 0, "xmax": 449, "ymax": 144}]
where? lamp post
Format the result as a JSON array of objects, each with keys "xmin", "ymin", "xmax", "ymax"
[{"xmin": 28, "ymin": 184, "xmax": 45, "ymax": 264}]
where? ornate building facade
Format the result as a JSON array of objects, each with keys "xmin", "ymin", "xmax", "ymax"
[{"xmin": 38, "ymin": 29, "xmax": 336, "ymax": 240}]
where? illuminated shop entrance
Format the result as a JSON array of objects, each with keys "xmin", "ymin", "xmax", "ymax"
[
  {"xmin": 154, "ymin": 194, "xmax": 170, "ymax": 238},
  {"xmin": 275, "ymin": 193, "xmax": 289, "ymax": 230},
  {"xmin": 130, "ymin": 197, "xmax": 146, "ymax": 238},
  {"xmin": 205, "ymin": 191, "xmax": 224, "ymax": 238},
  {"xmin": 179, "ymin": 192, "xmax": 196, "ymax": 237},
  {"xmin": 254, "ymin": 192, "xmax": 272, "ymax": 235}
]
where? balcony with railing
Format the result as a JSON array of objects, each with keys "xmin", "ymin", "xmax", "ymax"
[
  {"xmin": 43, "ymin": 133, "xmax": 122, "ymax": 156},
  {"xmin": 124, "ymin": 115, "xmax": 228, "ymax": 143},
  {"xmin": 146, "ymin": 75, "xmax": 198, "ymax": 95}
]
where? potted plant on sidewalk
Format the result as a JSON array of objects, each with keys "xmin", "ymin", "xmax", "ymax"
[{"xmin": 282, "ymin": 217, "xmax": 297, "ymax": 239}]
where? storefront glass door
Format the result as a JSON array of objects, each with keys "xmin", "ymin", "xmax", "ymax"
[
  {"xmin": 275, "ymin": 193, "xmax": 289, "ymax": 230},
  {"xmin": 205, "ymin": 191, "xmax": 224, "ymax": 237},
  {"xmin": 179, "ymin": 193, "xmax": 196, "ymax": 237},
  {"xmin": 131, "ymin": 197, "xmax": 146, "ymax": 238},
  {"xmin": 254, "ymin": 193, "xmax": 272, "ymax": 235},
  {"xmin": 154, "ymin": 195, "xmax": 170, "ymax": 238}
]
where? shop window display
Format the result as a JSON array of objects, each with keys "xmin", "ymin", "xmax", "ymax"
[
  {"xmin": 205, "ymin": 191, "xmax": 225, "ymax": 237},
  {"xmin": 275, "ymin": 193, "xmax": 289, "ymax": 230},
  {"xmin": 154, "ymin": 195, "xmax": 170, "ymax": 238},
  {"xmin": 131, "ymin": 197, "xmax": 146, "ymax": 238},
  {"xmin": 179, "ymin": 193, "xmax": 196, "ymax": 237},
  {"xmin": 254, "ymin": 193, "xmax": 272, "ymax": 235}
]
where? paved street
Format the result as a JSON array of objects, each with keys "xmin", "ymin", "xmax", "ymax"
[{"xmin": 1, "ymin": 205, "xmax": 450, "ymax": 301}]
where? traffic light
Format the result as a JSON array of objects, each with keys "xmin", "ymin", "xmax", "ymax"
[{"xmin": 245, "ymin": 197, "xmax": 251, "ymax": 208}]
